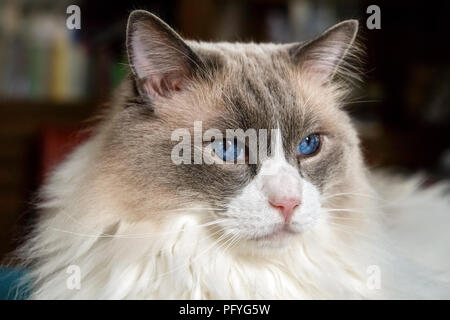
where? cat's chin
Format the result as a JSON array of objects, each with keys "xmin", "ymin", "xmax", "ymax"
[
  {"xmin": 251, "ymin": 227, "xmax": 297, "ymax": 242},
  {"xmin": 238, "ymin": 226, "xmax": 302, "ymax": 253}
]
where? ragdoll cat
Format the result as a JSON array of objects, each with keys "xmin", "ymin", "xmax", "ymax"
[{"xmin": 17, "ymin": 10, "xmax": 450, "ymax": 299}]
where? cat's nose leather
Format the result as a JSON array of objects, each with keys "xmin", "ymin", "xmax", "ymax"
[{"xmin": 269, "ymin": 198, "xmax": 301, "ymax": 223}]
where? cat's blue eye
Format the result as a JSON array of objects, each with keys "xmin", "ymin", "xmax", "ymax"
[
  {"xmin": 212, "ymin": 139, "xmax": 245, "ymax": 162},
  {"xmin": 298, "ymin": 134, "xmax": 320, "ymax": 156}
]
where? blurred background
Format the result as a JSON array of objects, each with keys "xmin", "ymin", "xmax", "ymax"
[{"xmin": 0, "ymin": 0, "xmax": 449, "ymax": 261}]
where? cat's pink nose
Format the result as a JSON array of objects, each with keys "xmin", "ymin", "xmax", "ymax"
[{"xmin": 269, "ymin": 198, "xmax": 301, "ymax": 223}]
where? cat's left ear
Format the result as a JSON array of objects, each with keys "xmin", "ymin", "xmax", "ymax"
[
  {"xmin": 290, "ymin": 20, "xmax": 359, "ymax": 84},
  {"xmin": 126, "ymin": 10, "xmax": 202, "ymax": 99}
]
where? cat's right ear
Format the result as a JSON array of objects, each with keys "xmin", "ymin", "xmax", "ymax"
[
  {"xmin": 126, "ymin": 10, "xmax": 201, "ymax": 100},
  {"xmin": 289, "ymin": 20, "xmax": 360, "ymax": 85}
]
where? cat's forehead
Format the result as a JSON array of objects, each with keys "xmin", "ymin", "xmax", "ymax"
[
  {"xmin": 190, "ymin": 41, "xmax": 294, "ymax": 78},
  {"xmin": 188, "ymin": 41, "xmax": 334, "ymax": 133},
  {"xmin": 149, "ymin": 40, "xmax": 344, "ymax": 144}
]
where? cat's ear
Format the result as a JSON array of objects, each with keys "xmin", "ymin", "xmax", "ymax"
[
  {"xmin": 290, "ymin": 20, "xmax": 359, "ymax": 84},
  {"xmin": 126, "ymin": 10, "xmax": 201, "ymax": 99}
]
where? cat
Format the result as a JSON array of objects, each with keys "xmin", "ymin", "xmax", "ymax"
[{"xmin": 16, "ymin": 10, "xmax": 450, "ymax": 299}]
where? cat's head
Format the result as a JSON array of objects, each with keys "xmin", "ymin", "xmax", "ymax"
[{"xmin": 99, "ymin": 10, "xmax": 369, "ymax": 252}]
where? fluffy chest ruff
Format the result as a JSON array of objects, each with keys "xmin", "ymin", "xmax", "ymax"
[{"xmin": 25, "ymin": 212, "xmax": 382, "ymax": 299}]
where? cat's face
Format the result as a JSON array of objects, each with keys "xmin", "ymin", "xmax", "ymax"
[{"xmin": 100, "ymin": 11, "xmax": 365, "ymax": 252}]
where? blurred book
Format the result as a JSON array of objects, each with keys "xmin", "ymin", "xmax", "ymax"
[{"xmin": 0, "ymin": 1, "xmax": 121, "ymax": 104}]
